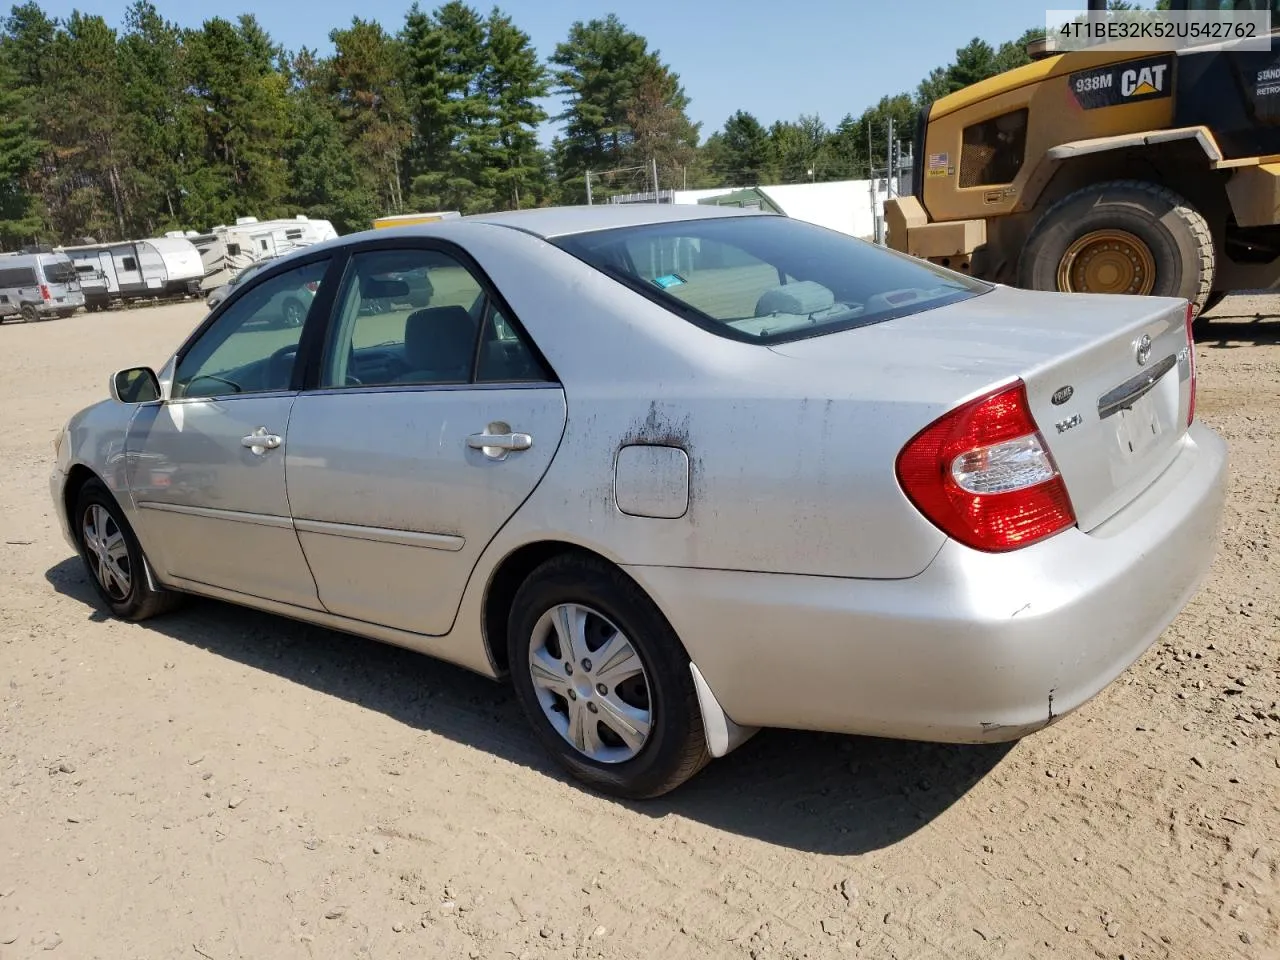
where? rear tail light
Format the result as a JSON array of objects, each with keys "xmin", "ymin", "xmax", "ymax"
[
  {"xmin": 895, "ymin": 380, "xmax": 1077, "ymax": 552},
  {"xmin": 305, "ymin": 281, "xmax": 319, "ymax": 292},
  {"xmin": 1185, "ymin": 302, "xmax": 1197, "ymax": 427},
  {"xmin": 39, "ymin": 284, "xmax": 50, "ymax": 301}
]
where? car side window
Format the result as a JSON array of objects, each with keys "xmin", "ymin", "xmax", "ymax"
[
  {"xmin": 173, "ymin": 258, "xmax": 328, "ymax": 400},
  {"xmin": 476, "ymin": 302, "xmax": 549, "ymax": 383},
  {"xmin": 320, "ymin": 247, "xmax": 547, "ymax": 388}
]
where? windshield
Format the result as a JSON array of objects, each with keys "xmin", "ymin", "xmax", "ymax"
[
  {"xmin": 42, "ymin": 259, "xmax": 78, "ymax": 284},
  {"xmin": 552, "ymin": 215, "xmax": 989, "ymax": 343}
]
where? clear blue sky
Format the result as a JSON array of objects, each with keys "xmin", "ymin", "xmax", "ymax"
[{"xmin": 41, "ymin": 0, "xmax": 1065, "ymax": 139}]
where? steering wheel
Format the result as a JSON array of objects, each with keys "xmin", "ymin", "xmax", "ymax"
[{"xmin": 267, "ymin": 344, "xmax": 300, "ymax": 388}]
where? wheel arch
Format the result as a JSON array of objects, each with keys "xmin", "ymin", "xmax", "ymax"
[
  {"xmin": 1014, "ymin": 176, "xmax": 1216, "ymax": 313},
  {"xmin": 478, "ymin": 538, "xmax": 759, "ymax": 759},
  {"xmin": 62, "ymin": 463, "xmax": 104, "ymax": 538},
  {"xmin": 481, "ymin": 540, "xmax": 638, "ymax": 677},
  {"xmin": 974, "ymin": 141, "xmax": 1232, "ymax": 286}
]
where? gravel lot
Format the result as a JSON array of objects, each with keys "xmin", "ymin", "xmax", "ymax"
[{"xmin": 1, "ymin": 295, "xmax": 1276, "ymax": 960}]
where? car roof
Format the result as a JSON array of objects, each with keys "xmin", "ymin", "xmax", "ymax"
[
  {"xmin": 463, "ymin": 203, "xmax": 774, "ymax": 239},
  {"xmin": 248, "ymin": 204, "xmax": 778, "ymax": 272}
]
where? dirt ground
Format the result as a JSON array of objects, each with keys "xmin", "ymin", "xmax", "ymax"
[{"xmin": 0, "ymin": 294, "xmax": 1276, "ymax": 960}]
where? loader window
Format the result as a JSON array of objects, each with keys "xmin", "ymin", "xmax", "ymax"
[{"xmin": 959, "ymin": 109, "xmax": 1028, "ymax": 188}]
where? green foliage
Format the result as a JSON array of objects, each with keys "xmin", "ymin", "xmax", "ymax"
[
  {"xmin": 0, "ymin": 52, "xmax": 43, "ymax": 245},
  {"xmin": 550, "ymin": 13, "xmax": 697, "ymax": 203},
  {"xmin": 480, "ymin": 9, "xmax": 551, "ymax": 210},
  {"xmin": 0, "ymin": 0, "xmax": 554, "ymax": 244},
  {"xmin": 0, "ymin": 0, "xmax": 1141, "ymax": 245}
]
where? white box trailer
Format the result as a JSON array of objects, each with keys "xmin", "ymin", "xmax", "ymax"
[
  {"xmin": 57, "ymin": 236, "xmax": 204, "ymax": 310},
  {"xmin": 189, "ymin": 215, "xmax": 338, "ymax": 291}
]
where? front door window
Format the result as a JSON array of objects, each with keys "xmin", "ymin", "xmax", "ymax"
[{"xmin": 174, "ymin": 259, "xmax": 327, "ymax": 399}]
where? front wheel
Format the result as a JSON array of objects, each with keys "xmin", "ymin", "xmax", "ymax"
[
  {"xmin": 1019, "ymin": 180, "xmax": 1214, "ymax": 316},
  {"xmin": 75, "ymin": 479, "xmax": 182, "ymax": 621},
  {"xmin": 508, "ymin": 553, "xmax": 710, "ymax": 799}
]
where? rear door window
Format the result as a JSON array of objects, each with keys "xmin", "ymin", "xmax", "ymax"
[{"xmin": 42, "ymin": 259, "xmax": 78, "ymax": 284}]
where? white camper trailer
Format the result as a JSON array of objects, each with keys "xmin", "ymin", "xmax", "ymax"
[
  {"xmin": 58, "ymin": 236, "xmax": 204, "ymax": 310},
  {"xmin": 190, "ymin": 215, "xmax": 338, "ymax": 291}
]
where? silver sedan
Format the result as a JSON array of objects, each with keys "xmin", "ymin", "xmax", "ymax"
[{"xmin": 49, "ymin": 205, "xmax": 1228, "ymax": 797}]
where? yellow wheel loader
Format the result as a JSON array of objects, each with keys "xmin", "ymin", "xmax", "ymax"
[{"xmin": 885, "ymin": 0, "xmax": 1280, "ymax": 328}]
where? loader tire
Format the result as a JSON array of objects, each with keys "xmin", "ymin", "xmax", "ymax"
[{"xmin": 1019, "ymin": 180, "xmax": 1214, "ymax": 317}]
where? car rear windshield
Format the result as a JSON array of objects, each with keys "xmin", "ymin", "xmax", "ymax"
[
  {"xmin": 42, "ymin": 259, "xmax": 78, "ymax": 284},
  {"xmin": 552, "ymin": 214, "xmax": 989, "ymax": 343}
]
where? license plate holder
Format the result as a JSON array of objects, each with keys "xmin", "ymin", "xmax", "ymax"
[{"xmin": 1117, "ymin": 381, "xmax": 1164, "ymax": 457}]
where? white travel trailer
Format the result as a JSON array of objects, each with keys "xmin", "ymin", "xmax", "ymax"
[
  {"xmin": 58, "ymin": 236, "xmax": 204, "ymax": 310},
  {"xmin": 190, "ymin": 215, "xmax": 338, "ymax": 290}
]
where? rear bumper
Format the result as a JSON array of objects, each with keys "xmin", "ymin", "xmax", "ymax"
[
  {"xmin": 35, "ymin": 297, "xmax": 84, "ymax": 315},
  {"xmin": 626, "ymin": 422, "xmax": 1228, "ymax": 743}
]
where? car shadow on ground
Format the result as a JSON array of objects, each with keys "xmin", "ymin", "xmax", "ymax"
[
  {"xmin": 45, "ymin": 556, "xmax": 1012, "ymax": 856},
  {"xmin": 1197, "ymin": 311, "xmax": 1280, "ymax": 349}
]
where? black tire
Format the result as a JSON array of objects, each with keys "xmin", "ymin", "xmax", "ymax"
[
  {"xmin": 1019, "ymin": 179, "xmax": 1214, "ymax": 316},
  {"xmin": 74, "ymin": 479, "xmax": 182, "ymax": 621},
  {"xmin": 20, "ymin": 304, "xmax": 37, "ymax": 322},
  {"xmin": 507, "ymin": 553, "xmax": 710, "ymax": 799}
]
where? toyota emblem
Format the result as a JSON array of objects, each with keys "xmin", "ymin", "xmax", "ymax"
[{"xmin": 1135, "ymin": 333, "xmax": 1152, "ymax": 366}]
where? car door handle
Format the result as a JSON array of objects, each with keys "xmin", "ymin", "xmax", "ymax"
[
  {"xmin": 241, "ymin": 427, "xmax": 283, "ymax": 455},
  {"xmin": 466, "ymin": 428, "xmax": 532, "ymax": 460}
]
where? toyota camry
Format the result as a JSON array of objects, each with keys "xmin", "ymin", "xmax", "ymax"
[{"xmin": 50, "ymin": 205, "xmax": 1228, "ymax": 798}]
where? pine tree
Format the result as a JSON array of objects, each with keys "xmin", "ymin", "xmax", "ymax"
[
  {"xmin": 117, "ymin": 1, "xmax": 192, "ymax": 235},
  {"xmin": 284, "ymin": 47, "xmax": 377, "ymax": 232},
  {"xmin": 0, "ymin": 54, "xmax": 43, "ymax": 247},
  {"xmin": 327, "ymin": 17, "xmax": 411, "ymax": 217},
  {"xmin": 625, "ymin": 60, "xmax": 699, "ymax": 190},
  {"xmin": 401, "ymin": 2, "xmax": 490, "ymax": 212},
  {"xmin": 712, "ymin": 110, "xmax": 772, "ymax": 186},
  {"xmin": 550, "ymin": 14, "xmax": 651, "ymax": 197},
  {"xmin": 182, "ymin": 15, "xmax": 291, "ymax": 226},
  {"xmin": 43, "ymin": 12, "xmax": 130, "ymax": 240},
  {"xmin": 480, "ymin": 9, "xmax": 549, "ymax": 210}
]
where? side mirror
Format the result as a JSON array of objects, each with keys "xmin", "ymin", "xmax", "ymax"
[{"xmin": 109, "ymin": 366, "xmax": 162, "ymax": 404}]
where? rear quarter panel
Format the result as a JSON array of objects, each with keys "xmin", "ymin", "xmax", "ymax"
[{"xmin": 446, "ymin": 223, "xmax": 950, "ymax": 581}]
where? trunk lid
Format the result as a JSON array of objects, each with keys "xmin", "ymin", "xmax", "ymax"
[{"xmin": 769, "ymin": 285, "xmax": 1194, "ymax": 533}]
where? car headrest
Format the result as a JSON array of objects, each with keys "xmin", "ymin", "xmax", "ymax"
[{"xmin": 403, "ymin": 305, "xmax": 477, "ymax": 375}]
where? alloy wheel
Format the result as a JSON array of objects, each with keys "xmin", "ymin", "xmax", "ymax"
[
  {"xmin": 526, "ymin": 602, "xmax": 653, "ymax": 763},
  {"xmin": 82, "ymin": 503, "xmax": 131, "ymax": 601}
]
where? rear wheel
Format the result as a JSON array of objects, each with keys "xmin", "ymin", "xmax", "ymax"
[
  {"xmin": 20, "ymin": 304, "xmax": 37, "ymax": 322},
  {"xmin": 507, "ymin": 553, "xmax": 710, "ymax": 799},
  {"xmin": 1019, "ymin": 180, "xmax": 1214, "ymax": 316},
  {"xmin": 75, "ymin": 479, "xmax": 182, "ymax": 621}
]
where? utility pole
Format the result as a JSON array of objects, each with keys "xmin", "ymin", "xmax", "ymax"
[
  {"xmin": 866, "ymin": 118, "xmax": 873, "ymax": 180},
  {"xmin": 651, "ymin": 157, "xmax": 659, "ymax": 203},
  {"xmin": 585, "ymin": 170, "xmax": 593, "ymax": 206},
  {"xmin": 886, "ymin": 117, "xmax": 894, "ymax": 198}
]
